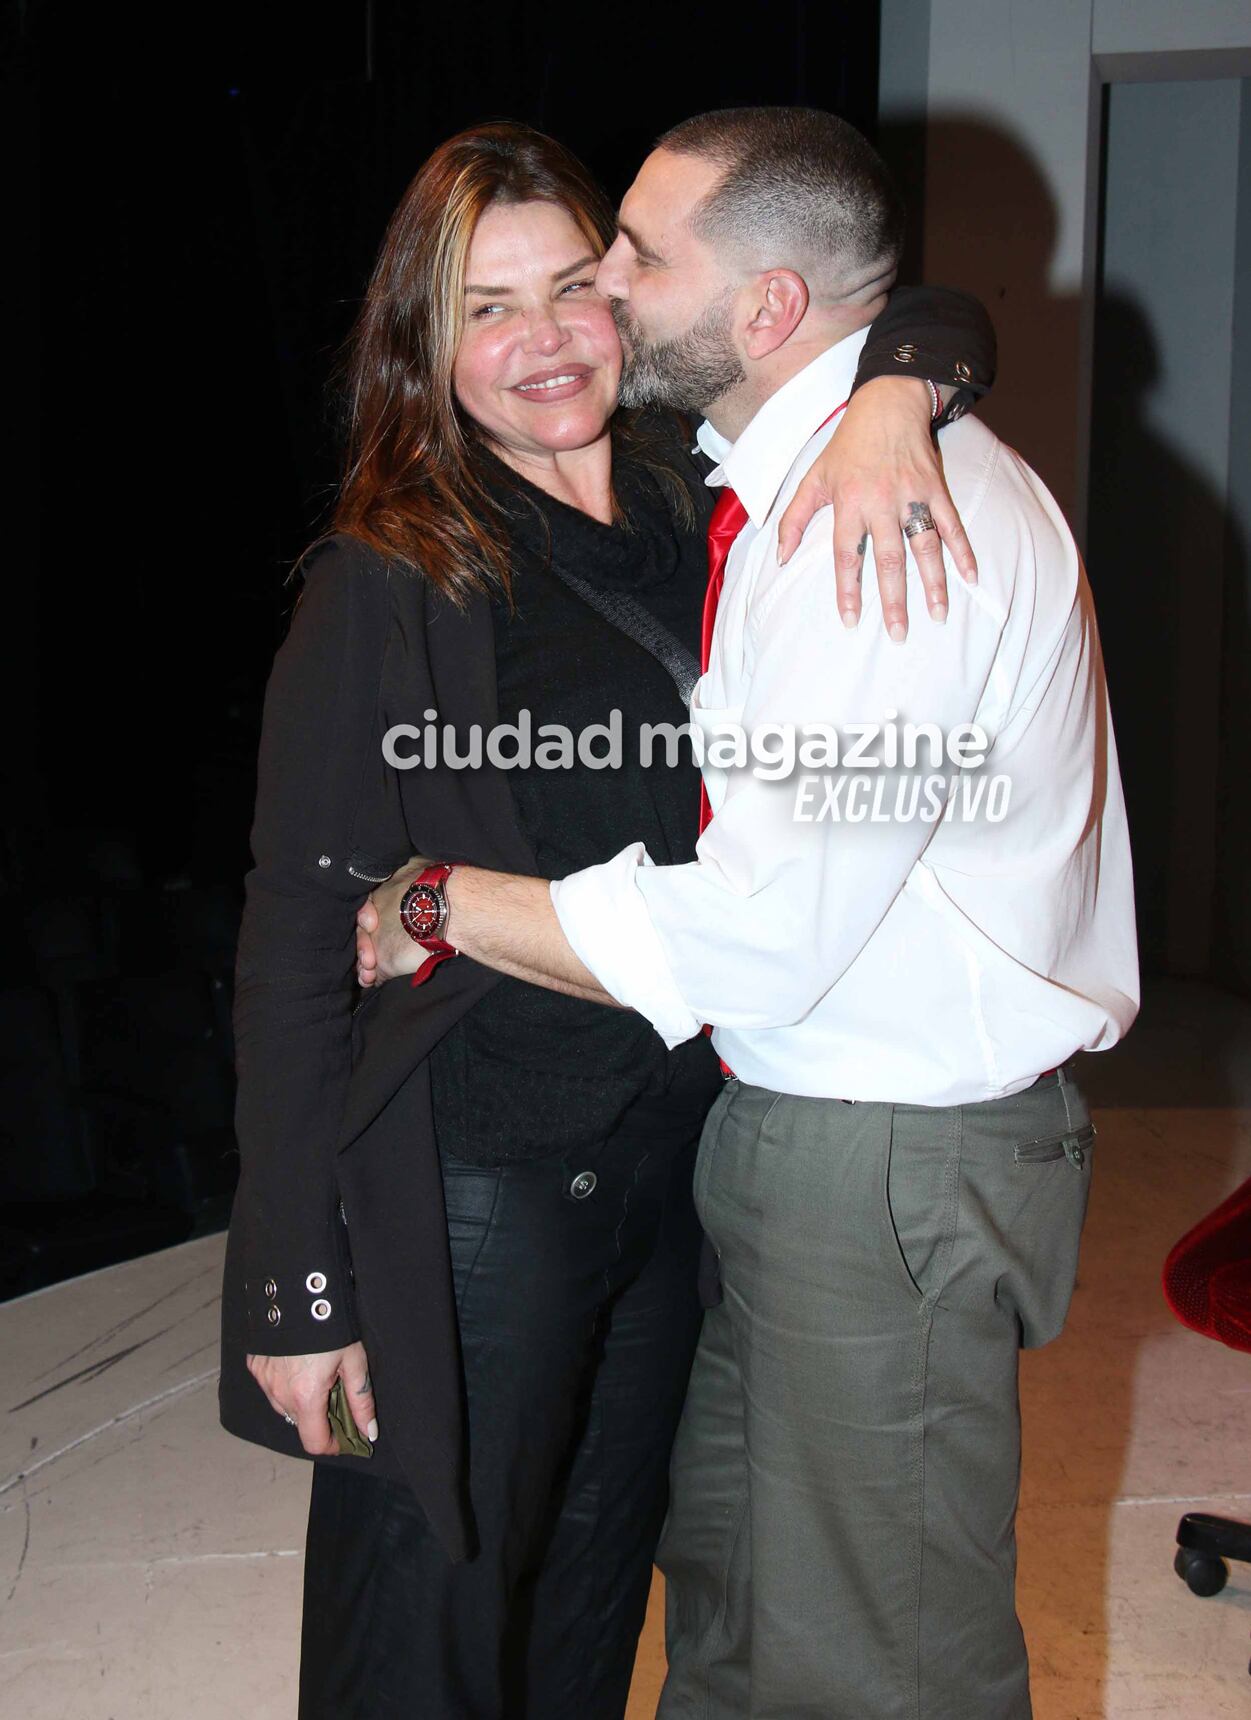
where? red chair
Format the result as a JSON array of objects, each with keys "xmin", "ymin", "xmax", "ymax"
[{"xmin": 1162, "ymin": 1173, "xmax": 1251, "ymax": 1675}]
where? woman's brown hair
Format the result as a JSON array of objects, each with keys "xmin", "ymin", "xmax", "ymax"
[{"xmin": 330, "ymin": 120, "xmax": 691, "ymax": 607}]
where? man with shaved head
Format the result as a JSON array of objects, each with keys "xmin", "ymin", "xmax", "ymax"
[{"xmin": 359, "ymin": 107, "xmax": 1138, "ymax": 1716}]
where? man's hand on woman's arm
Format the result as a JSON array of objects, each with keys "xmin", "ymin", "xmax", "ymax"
[{"xmin": 356, "ymin": 862, "xmax": 609, "ymax": 1002}]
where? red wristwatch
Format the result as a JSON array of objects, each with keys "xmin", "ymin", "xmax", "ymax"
[{"xmin": 398, "ymin": 863, "xmax": 459, "ymax": 987}]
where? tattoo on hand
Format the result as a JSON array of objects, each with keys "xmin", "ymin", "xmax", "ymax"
[
  {"xmin": 856, "ymin": 534, "xmax": 868, "ymax": 557},
  {"xmin": 905, "ymin": 502, "xmax": 927, "ymax": 523}
]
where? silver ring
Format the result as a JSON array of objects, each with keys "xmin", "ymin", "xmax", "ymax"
[
  {"xmin": 903, "ymin": 507, "xmax": 936, "ymax": 540},
  {"xmin": 283, "ymin": 1413, "xmax": 297, "ymax": 1426}
]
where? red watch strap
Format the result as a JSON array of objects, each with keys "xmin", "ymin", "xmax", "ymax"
[
  {"xmin": 398, "ymin": 862, "xmax": 459, "ymax": 985},
  {"xmin": 410, "ymin": 939, "xmax": 457, "ymax": 988}
]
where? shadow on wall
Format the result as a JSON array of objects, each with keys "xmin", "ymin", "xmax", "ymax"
[
  {"xmin": 1088, "ymin": 293, "xmax": 1249, "ymax": 986},
  {"xmin": 878, "ymin": 115, "xmax": 1082, "ymax": 516}
]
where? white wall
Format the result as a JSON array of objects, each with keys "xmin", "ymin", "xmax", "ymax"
[
  {"xmin": 1095, "ymin": 80, "xmax": 1242, "ymax": 973},
  {"xmin": 918, "ymin": 0, "xmax": 1098, "ymax": 522},
  {"xmin": 879, "ymin": 0, "xmax": 1251, "ymax": 533},
  {"xmin": 1102, "ymin": 81, "xmax": 1241, "ymax": 504},
  {"xmin": 1093, "ymin": 0, "xmax": 1251, "ymax": 56},
  {"xmin": 879, "ymin": 0, "xmax": 1100, "ymax": 523}
]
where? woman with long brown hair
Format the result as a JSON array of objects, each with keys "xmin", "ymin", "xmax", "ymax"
[{"xmin": 218, "ymin": 118, "xmax": 995, "ymax": 1716}]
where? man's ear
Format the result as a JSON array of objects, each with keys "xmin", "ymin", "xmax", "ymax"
[{"xmin": 741, "ymin": 270, "xmax": 809, "ymax": 359}]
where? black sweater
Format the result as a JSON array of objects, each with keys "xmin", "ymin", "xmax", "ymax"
[{"xmin": 430, "ymin": 436, "xmax": 725, "ymax": 1163}]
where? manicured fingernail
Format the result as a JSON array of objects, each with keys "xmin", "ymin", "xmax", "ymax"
[
  {"xmin": 931, "ymin": 603, "xmax": 947, "ymax": 623},
  {"xmin": 889, "ymin": 621, "xmax": 907, "ymax": 643},
  {"xmin": 367, "ymin": 1418, "xmax": 379, "ymax": 1442},
  {"xmin": 841, "ymin": 607, "xmax": 859, "ymax": 629},
  {"xmin": 778, "ymin": 535, "xmax": 793, "ymax": 565},
  {"xmin": 965, "ymin": 568, "xmax": 978, "ymax": 585}
]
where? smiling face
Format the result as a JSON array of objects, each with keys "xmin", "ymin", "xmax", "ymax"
[
  {"xmin": 595, "ymin": 148, "xmax": 745, "ymax": 413},
  {"xmin": 452, "ymin": 199, "xmax": 622, "ymax": 462}
]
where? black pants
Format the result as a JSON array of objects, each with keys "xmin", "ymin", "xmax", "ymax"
[{"xmin": 298, "ymin": 1121, "xmax": 706, "ymax": 1720}]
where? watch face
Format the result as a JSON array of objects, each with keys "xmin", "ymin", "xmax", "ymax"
[{"xmin": 401, "ymin": 884, "xmax": 442, "ymax": 941}]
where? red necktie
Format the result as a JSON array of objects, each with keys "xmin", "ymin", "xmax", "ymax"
[
  {"xmin": 695, "ymin": 403, "xmax": 848, "ymax": 1075},
  {"xmin": 698, "ymin": 488, "xmax": 748, "ymax": 1064},
  {"xmin": 698, "ymin": 487, "xmax": 750, "ymax": 833},
  {"xmin": 697, "ymin": 397, "xmax": 849, "ymax": 835}
]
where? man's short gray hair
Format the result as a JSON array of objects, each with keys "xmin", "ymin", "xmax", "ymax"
[{"xmin": 656, "ymin": 106, "xmax": 905, "ymax": 304}]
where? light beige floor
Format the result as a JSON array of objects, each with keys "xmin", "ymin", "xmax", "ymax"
[{"xmin": 2, "ymin": 978, "xmax": 1249, "ymax": 1718}]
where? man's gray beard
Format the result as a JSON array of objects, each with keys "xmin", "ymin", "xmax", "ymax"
[{"xmin": 614, "ymin": 290, "xmax": 745, "ymax": 413}]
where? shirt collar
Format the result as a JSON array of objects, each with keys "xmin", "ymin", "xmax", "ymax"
[{"xmin": 694, "ymin": 325, "xmax": 871, "ymax": 527}]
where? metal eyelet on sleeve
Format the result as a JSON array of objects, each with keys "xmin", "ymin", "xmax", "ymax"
[
  {"xmin": 310, "ymin": 1298, "xmax": 333, "ymax": 1321},
  {"xmin": 955, "ymin": 360, "xmax": 972, "ymax": 382},
  {"xmin": 264, "ymin": 1278, "xmax": 278, "ymax": 1299},
  {"xmin": 893, "ymin": 343, "xmax": 917, "ymax": 364},
  {"xmin": 305, "ymin": 1271, "xmax": 327, "ymax": 1293},
  {"xmin": 267, "ymin": 1305, "xmax": 282, "ymax": 1326}
]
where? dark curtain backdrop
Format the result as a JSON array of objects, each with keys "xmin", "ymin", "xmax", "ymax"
[
  {"xmin": 27, "ymin": 0, "xmax": 880, "ymax": 889},
  {"xmin": 1, "ymin": 2, "xmax": 879, "ymax": 1267}
]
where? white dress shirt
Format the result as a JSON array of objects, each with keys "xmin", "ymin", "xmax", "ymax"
[{"xmin": 551, "ymin": 327, "xmax": 1139, "ymax": 1104}]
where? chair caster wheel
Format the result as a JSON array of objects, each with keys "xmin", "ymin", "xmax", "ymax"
[{"xmin": 1174, "ymin": 1545, "xmax": 1229, "ymax": 1597}]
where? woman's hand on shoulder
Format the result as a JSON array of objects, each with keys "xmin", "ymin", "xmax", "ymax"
[
  {"xmin": 246, "ymin": 1340, "xmax": 377, "ymax": 1456},
  {"xmin": 776, "ymin": 375, "xmax": 978, "ymax": 641}
]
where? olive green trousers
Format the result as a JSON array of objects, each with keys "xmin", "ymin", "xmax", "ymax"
[{"xmin": 657, "ymin": 1068, "xmax": 1095, "ymax": 1720}]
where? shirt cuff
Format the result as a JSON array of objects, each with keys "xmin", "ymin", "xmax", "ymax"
[{"xmin": 550, "ymin": 845, "xmax": 703, "ymax": 1048}]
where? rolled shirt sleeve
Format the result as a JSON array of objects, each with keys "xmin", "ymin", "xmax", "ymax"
[
  {"xmin": 552, "ymin": 525, "xmax": 1009, "ymax": 1044},
  {"xmin": 550, "ymin": 847, "xmax": 703, "ymax": 1048}
]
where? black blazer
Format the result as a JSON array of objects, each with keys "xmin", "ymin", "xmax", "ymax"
[
  {"xmin": 218, "ymin": 540, "xmax": 541, "ymax": 1559},
  {"xmin": 218, "ymin": 289, "xmax": 997, "ymax": 1562}
]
